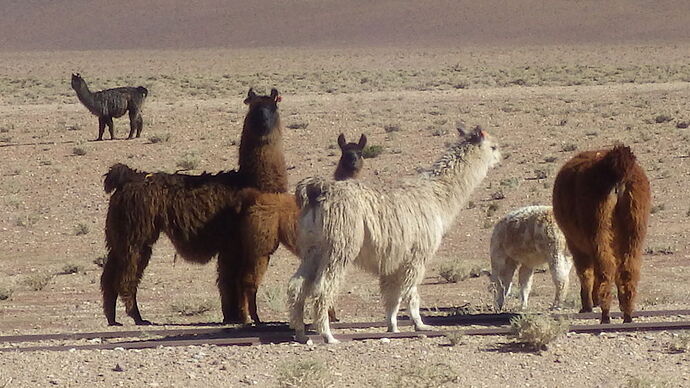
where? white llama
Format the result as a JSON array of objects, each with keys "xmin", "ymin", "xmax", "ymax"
[
  {"xmin": 288, "ymin": 127, "xmax": 501, "ymax": 344},
  {"xmin": 490, "ymin": 205, "xmax": 573, "ymax": 311}
]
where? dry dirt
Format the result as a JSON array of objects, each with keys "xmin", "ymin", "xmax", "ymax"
[{"xmin": 1, "ymin": 44, "xmax": 689, "ymax": 387}]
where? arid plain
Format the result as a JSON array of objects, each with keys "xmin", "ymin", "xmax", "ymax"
[{"xmin": 1, "ymin": 2, "xmax": 690, "ymax": 386}]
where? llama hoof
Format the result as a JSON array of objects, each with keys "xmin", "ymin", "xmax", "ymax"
[
  {"xmin": 135, "ymin": 319, "xmax": 153, "ymax": 326},
  {"xmin": 324, "ymin": 336, "xmax": 340, "ymax": 344},
  {"xmin": 108, "ymin": 321, "xmax": 123, "ymax": 326},
  {"xmin": 579, "ymin": 307, "xmax": 593, "ymax": 313},
  {"xmin": 386, "ymin": 327, "xmax": 400, "ymax": 334},
  {"xmin": 600, "ymin": 316, "xmax": 611, "ymax": 324},
  {"xmin": 622, "ymin": 315, "xmax": 633, "ymax": 324},
  {"xmin": 415, "ymin": 324, "xmax": 434, "ymax": 332},
  {"xmin": 295, "ymin": 333, "xmax": 310, "ymax": 344}
]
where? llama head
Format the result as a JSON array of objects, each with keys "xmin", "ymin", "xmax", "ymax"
[
  {"xmin": 335, "ymin": 133, "xmax": 367, "ymax": 179},
  {"xmin": 458, "ymin": 125, "xmax": 501, "ymax": 168},
  {"xmin": 243, "ymin": 87, "xmax": 282, "ymax": 137},
  {"xmin": 71, "ymin": 73, "xmax": 84, "ymax": 89}
]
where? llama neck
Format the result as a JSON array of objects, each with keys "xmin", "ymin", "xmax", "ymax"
[
  {"xmin": 426, "ymin": 147, "xmax": 492, "ymax": 228},
  {"xmin": 73, "ymin": 80, "xmax": 96, "ymax": 111},
  {"xmin": 333, "ymin": 166, "xmax": 359, "ymax": 181},
  {"xmin": 239, "ymin": 133, "xmax": 288, "ymax": 193}
]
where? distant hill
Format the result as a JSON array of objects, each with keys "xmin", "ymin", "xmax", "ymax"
[{"xmin": 1, "ymin": 0, "xmax": 688, "ymax": 51}]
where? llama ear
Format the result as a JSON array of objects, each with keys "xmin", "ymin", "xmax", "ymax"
[
  {"xmin": 358, "ymin": 134, "xmax": 367, "ymax": 149},
  {"xmin": 270, "ymin": 88, "xmax": 281, "ymax": 102},
  {"xmin": 337, "ymin": 133, "xmax": 347, "ymax": 149},
  {"xmin": 244, "ymin": 88, "xmax": 256, "ymax": 104}
]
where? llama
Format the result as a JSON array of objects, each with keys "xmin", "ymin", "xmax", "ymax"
[
  {"xmin": 490, "ymin": 205, "xmax": 573, "ymax": 311},
  {"xmin": 333, "ymin": 133, "xmax": 367, "ymax": 181},
  {"xmin": 552, "ymin": 145, "xmax": 651, "ymax": 324},
  {"xmin": 101, "ymin": 88, "xmax": 286, "ymax": 326},
  {"xmin": 288, "ymin": 126, "xmax": 501, "ymax": 343},
  {"xmin": 235, "ymin": 133, "xmax": 368, "ymax": 324},
  {"xmin": 71, "ymin": 73, "xmax": 148, "ymax": 141}
]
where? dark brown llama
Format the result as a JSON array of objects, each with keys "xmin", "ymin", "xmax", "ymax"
[
  {"xmin": 235, "ymin": 133, "xmax": 368, "ymax": 324},
  {"xmin": 71, "ymin": 73, "xmax": 148, "ymax": 140},
  {"xmin": 552, "ymin": 145, "xmax": 651, "ymax": 324},
  {"xmin": 101, "ymin": 88, "xmax": 287, "ymax": 326},
  {"xmin": 333, "ymin": 133, "xmax": 367, "ymax": 181}
]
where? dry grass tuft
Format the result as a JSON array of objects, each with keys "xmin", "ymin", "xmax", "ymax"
[
  {"xmin": 24, "ymin": 273, "xmax": 54, "ymax": 291},
  {"xmin": 277, "ymin": 359, "xmax": 331, "ymax": 388},
  {"xmin": 510, "ymin": 314, "xmax": 570, "ymax": 351},
  {"xmin": 438, "ymin": 261, "xmax": 485, "ymax": 283},
  {"xmin": 170, "ymin": 298, "xmax": 214, "ymax": 317}
]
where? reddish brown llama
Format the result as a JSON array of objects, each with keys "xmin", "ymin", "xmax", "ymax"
[
  {"xmin": 235, "ymin": 133, "xmax": 368, "ymax": 323},
  {"xmin": 100, "ymin": 88, "xmax": 286, "ymax": 326},
  {"xmin": 552, "ymin": 145, "xmax": 651, "ymax": 323}
]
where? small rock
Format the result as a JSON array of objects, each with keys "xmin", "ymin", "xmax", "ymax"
[
  {"xmin": 112, "ymin": 364, "xmax": 124, "ymax": 372},
  {"xmin": 380, "ymin": 338, "xmax": 391, "ymax": 344}
]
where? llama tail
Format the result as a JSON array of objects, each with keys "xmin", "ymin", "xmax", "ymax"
[
  {"xmin": 103, "ymin": 163, "xmax": 147, "ymax": 193},
  {"xmin": 295, "ymin": 176, "xmax": 330, "ymax": 209}
]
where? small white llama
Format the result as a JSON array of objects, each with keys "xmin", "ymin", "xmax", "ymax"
[
  {"xmin": 288, "ymin": 126, "xmax": 501, "ymax": 344},
  {"xmin": 490, "ymin": 205, "xmax": 573, "ymax": 311}
]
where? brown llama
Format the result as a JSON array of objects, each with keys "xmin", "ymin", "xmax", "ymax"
[
  {"xmin": 101, "ymin": 88, "xmax": 287, "ymax": 326},
  {"xmin": 552, "ymin": 145, "xmax": 651, "ymax": 324},
  {"xmin": 71, "ymin": 73, "xmax": 148, "ymax": 141},
  {"xmin": 333, "ymin": 133, "xmax": 367, "ymax": 180},
  {"xmin": 234, "ymin": 133, "xmax": 368, "ymax": 324}
]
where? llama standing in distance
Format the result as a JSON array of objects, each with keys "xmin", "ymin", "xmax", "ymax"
[
  {"xmin": 288, "ymin": 126, "xmax": 501, "ymax": 344},
  {"xmin": 490, "ymin": 205, "xmax": 573, "ymax": 311},
  {"xmin": 100, "ymin": 88, "xmax": 286, "ymax": 326},
  {"xmin": 333, "ymin": 133, "xmax": 367, "ymax": 180},
  {"xmin": 236, "ymin": 133, "xmax": 368, "ymax": 324},
  {"xmin": 552, "ymin": 145, "xmax": 651, "ymax": 324},
  {"xmin": 71, "ymin": 73, "xmax": 148, "ymax": 141}
]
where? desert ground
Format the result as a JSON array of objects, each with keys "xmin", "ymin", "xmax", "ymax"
[{"xmin": 1, "ymin": 2, "xmax": 690, "ymax": 386}]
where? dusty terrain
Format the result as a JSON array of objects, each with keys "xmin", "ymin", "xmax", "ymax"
[{"xmin": 1, "ymin": 2, "xmax": 690, "ymax": 385}]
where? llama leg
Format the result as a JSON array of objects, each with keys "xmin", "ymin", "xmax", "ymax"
[
  {"xmin": 549, "ymin": 254, "xmax": 573, "ymax": 310},
  {"xmin": 105, "ymin": 117, "xmax": 115, "ymax": 140},
  {"xmin": 217, "ymin": 252, "xmax": 244, "ymax": 324},
  {"xmin": 101, "ymin": 251, "xmax": 121, "ymax": 326},
  {"xmin": 492, "ymin": 255, "xmax": 518, "ymax": 311},
  {"xmin": 594, "ymin": 250, "xmax": 616, "ymax": 324},
  {"xmin": 242, "ymin": 255, "xmax": 270, "ymax": 324},
  {"xmin": 287, "ymin": 261, "xmax": 314, "ymax": 343},
  {"xmin": 311, "ymin": 256, "xmax": 349, "ymax": 344},
  {"xmin": 135, "ymin": 114, "xmax": 143, "ymax": 138},
  {"xmin": 97, "ymin": 117, "xmax": 106, "ymax": 141},
  {"xmin": 408, "ymin": 286, "xmax": 432, "ymax": 331},
  {"xmin": 569, "ymin": 245, "xmax": 594, "ymax": 313},
  {"xmin": 517, "ymin": 266, "xmax": 535, "ymax": 311},
  {"xmin": 127, "ymin": 110, "xmax": 140, "ymax": 139},
  {"xmin": 126, "ymin": 245, "xmax": 153, "ymax": 325},
  {"xmin": 380, "ymin": 272, "xmax": 404, "ymax": 333}
]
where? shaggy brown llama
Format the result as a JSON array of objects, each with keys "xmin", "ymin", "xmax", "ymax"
[
  {"xmin": 234, "ymin": 133, "xmax": 368, "ymax": 324},
  {"xmin": 71, "ymin": 73, "xmax": 148, "ymax": 140},
  {"xmin": 552, "ymin": 144, "xmax": 651, "ymax": 324},
  {"xmin": 101, "ymin": 88, "xmax": 286, "ymax": 325}
]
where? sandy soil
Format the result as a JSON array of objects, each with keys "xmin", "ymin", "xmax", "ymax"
[{"xmin": 1, "ymin": 43, "xmax": 689, "ymax": 387}]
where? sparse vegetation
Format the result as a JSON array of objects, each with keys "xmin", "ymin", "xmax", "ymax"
[
  {"xmin": 510, "ymin": 314, "xmax": 570, "ymax": 351},
  {"xmin": 148, "ymin": 133, "xmax": 172, "ymax": 143},
  {"xmin": 24, "ymin": 273, "xmax": 54, "ymax": 291},
  {"xmin": 654, "ymin": 114, "xmax": 673, "ymax": 124},
  {"xmin": 261, "ymin": 285, "xmax": 287, "ymax": 312},
  {"xmin": 93, "ymin": 256, "xmax": 106, "ymax": 268},
  {"xmin": 438, "ymin": 261, "xmax": 485, "ymax": 283},
  {"xmin": 277, "ymin": 359, "xmax": 331, "ymax": 388},
  {"xmin": 362, "ymin": 145, "xmax": 384, "ymax": 159},
  {"xmin": 500, "ymin": 177, "xmax": 520, "ymax": 189},
  {"xmin": 176, "ymin": 152, "xmax": 200, "ymax": 170},
  {"xmin": 61, "ymin": 263, "xmax": 84, "ymax": 275},
  {"xmin": 644, "ymin": 246, "xmax": 674, "ymax": 255},
  {"xmin": 560, "ymin": 143, "xmax": 578, "ymax": 152},
  {"xmin": 287, "ymin": 122, "xmax": 309, "ymax": 130},
  {"xmin": 74, "ymin": 223, "xmax": 90, "ymax": 236},
  {"xmin": 650, "ymin": 204, "xmax": 665, "ymax": 214},
  {"xmin": 668, "ymin": 331, "xmax": 690, "ymax": 353},
  {"xmin": 392, "ymin": 363, "xmax": 459, "ymax": 387},
  {"xmin": 0, "ymin": 286, "xmax": 13, "ymax": 301},
  {"xmin": 170, "ymin": 298, "xmax": 214, "ymax": 316},
  {"xmin": 384, "ymin": 124, "xmax": 401, "ymax": 133},
  {"xmin": 444, "ymin": 331, "xmax": 466, "ymax": 346},
  {"xmin": 72, "ymin": 146, "xmax": 87, "ymax": 156}
]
